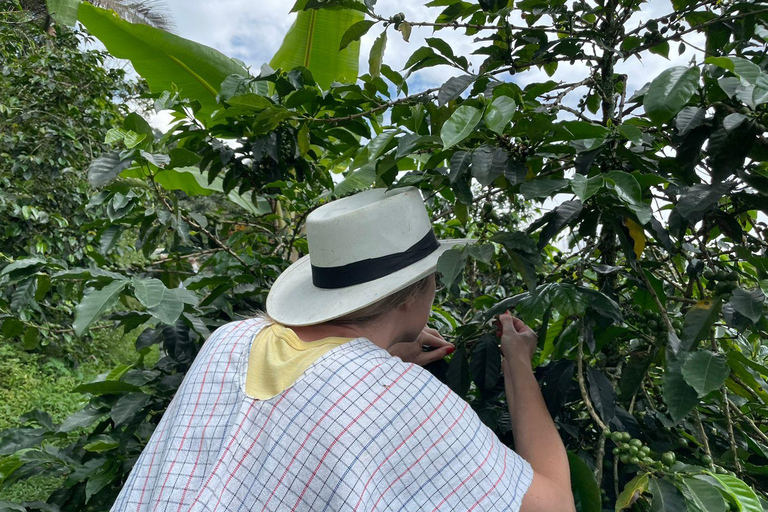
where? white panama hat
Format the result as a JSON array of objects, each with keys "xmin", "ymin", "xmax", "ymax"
[{"xmin": 266, "ymin": 186, "xmax": 475, "ymax": 326}]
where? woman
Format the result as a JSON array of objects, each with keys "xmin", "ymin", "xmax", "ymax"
[{"xmin": 111, "ymin": 187, "xmax": 575, "ymax": 511}]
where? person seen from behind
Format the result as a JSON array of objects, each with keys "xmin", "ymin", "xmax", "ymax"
[{"xmin": 110, "ymin": 186, "xmax": 575, "ymax": 511}]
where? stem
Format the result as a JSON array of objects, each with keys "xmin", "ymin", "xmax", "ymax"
[
  {"xmin": 723, "ymin": 389, "xmax": 743, "ymax": 474},
  {"xmin": 694, "ymin": 409, "xmax": 715, "ymax": 470}
]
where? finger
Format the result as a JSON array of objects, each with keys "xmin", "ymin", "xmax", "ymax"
[
  {"xmin": 421, "ymin": 331, "xmax": 453, "ymax": 349},
  {"xmin": 417, "ymin": 345, "xmax": 455, "ymax": 366},
  {"xmin": 499, "ymin": 312, "xmax": 518, "ymax": 334},
  {"xmin": 424, "ymin": 326, "xmax": 444, "ymax": 339},
  {"xmin": 512, "ymin": 317, "xmax": 533, "ymax": 333}
]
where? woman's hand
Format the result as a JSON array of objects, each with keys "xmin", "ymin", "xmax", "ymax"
[
  {"xmin": 496, "ymin": 311, "xmax": 537, "ymax": 364},
  {"xmin": 388, "ymin": 327, "xmax": 454, "ymax": 366}
]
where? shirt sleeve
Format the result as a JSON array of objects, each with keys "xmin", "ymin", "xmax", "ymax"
[{"xmin": 368, "ymin": 359, "xmax": 534, "ymax": 512}]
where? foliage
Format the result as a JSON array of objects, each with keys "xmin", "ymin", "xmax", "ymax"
[
  {"xmin": 1, "ymin": 0, "xmax": 768, "ymax": 510},
  {"xmin": 0, "ymin": 1, "xmax": 145, "ymax": 356}
]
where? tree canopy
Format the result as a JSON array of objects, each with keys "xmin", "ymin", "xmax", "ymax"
[{"xmin": 0, "ymin": 0, "xmax": 767, "ymax": 510}]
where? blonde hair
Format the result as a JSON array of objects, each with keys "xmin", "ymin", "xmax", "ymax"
[
  {"xmin": 254, "ymin": 273, "xmax": 434, "ymax": 328},
  {"xmin": 325, "ymin": 274, "xmax": 433, "ymax": 326}
]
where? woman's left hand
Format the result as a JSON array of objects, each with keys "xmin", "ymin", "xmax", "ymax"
[{"xmin": 388, "ymin": 327, "xmax": 455, "ymax": 366}]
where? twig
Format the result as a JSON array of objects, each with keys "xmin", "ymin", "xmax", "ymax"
[
  {"xmin": 595, "ymin": 435, "xmax": 606, "ymax": 486},
  {"xmin": 694, "ymin": 409, "xmax": 715, "ymax": 470},
  {"xmin": 313, "ymin": 87, "xmax": 439, "ymax": 123},
  {"xmin": 723, "ymin": 389, "xmax": 742, "ymax": 474},
  {"xmin": 727, "ymin": 397, "xmax": 768, "ymax": 445},
  {"xmin": 149, "ymin": 174, "xmax": 249, "ymax": 268}
]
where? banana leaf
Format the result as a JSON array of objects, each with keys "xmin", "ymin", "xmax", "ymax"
[
  {"xmin": 46, "ymin": 0, "xmax": 79, "ymax": 26},
  {"xmin": 270, "ymin": 6, "xmax": 364, "ymax": 89},
  {"xmin": 78, "ymin": 2, "xmax": 249, "ymax": 118}
]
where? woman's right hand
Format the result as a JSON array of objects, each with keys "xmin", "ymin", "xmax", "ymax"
[{"xmin": 496, "ymin": 311, "xmax": 537, "ymax": 364}]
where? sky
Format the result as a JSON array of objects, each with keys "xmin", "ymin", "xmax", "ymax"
[{"xmin": 153, "ymin": 0, "xmax": 704, "ymax": 105}]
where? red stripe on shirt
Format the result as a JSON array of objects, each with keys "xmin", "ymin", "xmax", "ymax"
[
  {"xmin": 467, "ymin": 441, "xmax": 508, "ymax": 512},
  {"xmin": 429, "ymin": 431, "xmax": 495, "ymax": 512},
  {"xmin": 136, "ymin": 321, "xmax": 246, "ymax": 512},
  {"xmin": 174, "ymin": 321, "xmax": 257, "ymax": 512},
  {"xmin": 353, "ymin": 388, "xmax": 452, "ymax": 512},
  {"xmin": 370, "ymin": 401, "xmax": 470, "ymax": 511},
  {"xmin": 260, "ymin": 362, "xmax": 386, "ymax": 512},
  {"xmin": 290, "ymin": 365, "xmax": 414, "ymax": 511}
]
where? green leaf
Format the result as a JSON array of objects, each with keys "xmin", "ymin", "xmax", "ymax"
[
  {"xmin": 469, "ymin": 334, "xmax": 501, "ymax": 393},
  {"xmin": 649, "ymin": 478, "xmax": 686, "ymax": 512},
  {"xmin": 616, "ymin": 473, "xmax": 650, "ymax": 511},
  {"xmin": 73, "ymin": 279, "xmax": 130, "ymax": 336},
  {"xmin": 699, "ymin": 473, "xmax": 763, "ymax": 512},
  {"xmin": 484, "ymin": 96, "xmax": 516, "ymax": 135},
  {"xmin": 59, "ymin": 406, "xmax": 108, "ymax": 432},
  {"xmin": 682, "ymin": 350, "xmax": 730, "ymax": 397},
  {"xmin": 46, "ymin": 0, "xmax": 79, "ymax": 26},
  {"xmin": 643, "ymin": 66, "xmax": 700, "ymax": 125},
  {"xmin": 605, "ymin": 171, "xmax": 651, "ymax": 225},
  {"xmin": 521, "ymin": 179, "xmax": 569, "ymax": 200},
  {"xmin": 438, "ymin": 75, "xmax": 476, "ymax": 107},
  {"xmin": 567, "ymin": 452, "xmax": 601, "ymax": 512},
  {"xmin": 675, "ymin": 182, "xmax": 734, "ymax": 222},
  {"xmin": 153, "ymin": 167, "xmax": 271, "ymax": 216},
  {"xmin": 88, "ymin": 151, "xmax": 134, "ymax": 188},
  {"xmin": 441, "ymin": 105, "xmax": 483, "ymax": 149},
  {"xmin": 78, "ymin": 3, "xmax": 250, "ymax": 118},
  {"xmin": 437, "ymin": 246, "xmax": 469, "ymax": 292},
  {"xmin": 682, "ymin": 477, "xmax": 726, "ymax": 512},
  {"xmin": 663, "ymin": 353, "xmax": 699, "ymax": 423},
  {"xmin": 339, "ymin": 19, "xmax": 376, "ymax": 50},
  {"xmin": 728, "ymin": 288, "xmax": 765, "ymax": 323},
  {"xmin": 132, "ymin": 278, "xmax": 185, "ymax": 325},
  {"xmin": 111, "ymin": 393, "xmax": 151, "ymax": 426},
  {"xmin": 554, "ymin": 121, "xmax": 610, "ymax": 141},
  {"xmin": 270, "ymin": 8, "xmax": 364, "ymax": 89},
  {"xmin": 368, "ymin": 30, "xmax": 387, "ymax": 79},
  {"xmin": 74, "ymin": 380, "xmax": 141, "ymax": 395},
  {"xmin": 618, "ymin": 124, "xmax": 643, "ymax": 145},
  {"xmin": 680, "ymin": 298, "xmax": 721, "ymax": 351},
  {"xmin": 571, "ymin": 174, "xmax": 603, "ymax": 202},
  {"xmin": 586, "ymin": 367, "xmax": 616, "ymax": 423},
  {"xmin": 10, "ymin": 277, "xmax": 37, "ymax": 313},
  {"xmin": 446, "ymin": 344, "xmax": 470, "ymax": 397},
  {"xmin": 676, "ymin": 106, "xmax": 706, "ymax": 136},
  {"xmin": 471, "ymin": 146, "xmax": 507, "ymax": 186}
]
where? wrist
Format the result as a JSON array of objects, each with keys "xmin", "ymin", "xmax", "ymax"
[{"xmin": 501, "ymin": 347, "xmax": 532, "ymax": 365}]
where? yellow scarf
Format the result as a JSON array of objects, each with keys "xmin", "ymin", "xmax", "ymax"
[{"xmin": 245, "ymin": 323, "xmax": 353, "ymax": 400}]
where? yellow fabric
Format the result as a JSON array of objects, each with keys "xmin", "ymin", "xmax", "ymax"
[{"xmin": 245, "ymin": 323, "xmax": 354, "ymax": 400}]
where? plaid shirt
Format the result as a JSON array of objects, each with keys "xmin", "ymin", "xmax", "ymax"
[{"xmin": 112, "ymin": 319, "xmax": 533, "ymax": 511}]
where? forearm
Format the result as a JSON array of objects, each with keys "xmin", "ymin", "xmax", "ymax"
[{"xmin": 504, "ymin": 356, "xmax": 571, "ymax": 491}]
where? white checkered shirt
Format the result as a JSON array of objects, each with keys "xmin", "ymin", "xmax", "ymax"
[{"xmin": 111, "ymin": 318, "xmax": 533, "ymax": 511}]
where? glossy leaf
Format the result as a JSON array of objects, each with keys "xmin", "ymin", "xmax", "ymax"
[
  {"xmin": 440, "ymin": 105, "xmax": 482, "ymax": 149},
  {"xmin": 73, "ymin": 280, "xmax": 130, "ymax": 336},
  {"xmin": 616, "ymin": 473, "xmax": 650, "ymax": 511},
  {"xmin": 680, "ymin": 299, "xmax": 722, "ymax": 351},
  {"xmin": 643, "ymin": 66, "xmax": 700, "ymax": 124},
  {"xmin": 484, "ymin": 96, "xmax": 516, "ymax": 135},
  {"xmin": 663, "ymin": 353, "xmax": 699, "ymax": 423},
  {"xmin": 649, "ymin": 478, "xmax": 686, "ymax": 512},
  {"xmin": 568, "ymin": 452, "xmax": 601, "ymax": 512},
  {"xmin": 682, "ymin": 350, "xmax": 730, "ymax": 397},
  {"xmin": 469, "ymin": 334, "xmax": 501, "ymax": 393}
]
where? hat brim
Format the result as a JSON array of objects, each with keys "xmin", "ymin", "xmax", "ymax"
[{"xmin": 266, "ymin": 238, "xmax": 475, "ymax": 326}]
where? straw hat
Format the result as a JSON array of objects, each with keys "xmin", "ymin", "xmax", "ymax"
[{"xmin": 266, "ymin": 187, "xmax": 474, "ymax": 326}]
